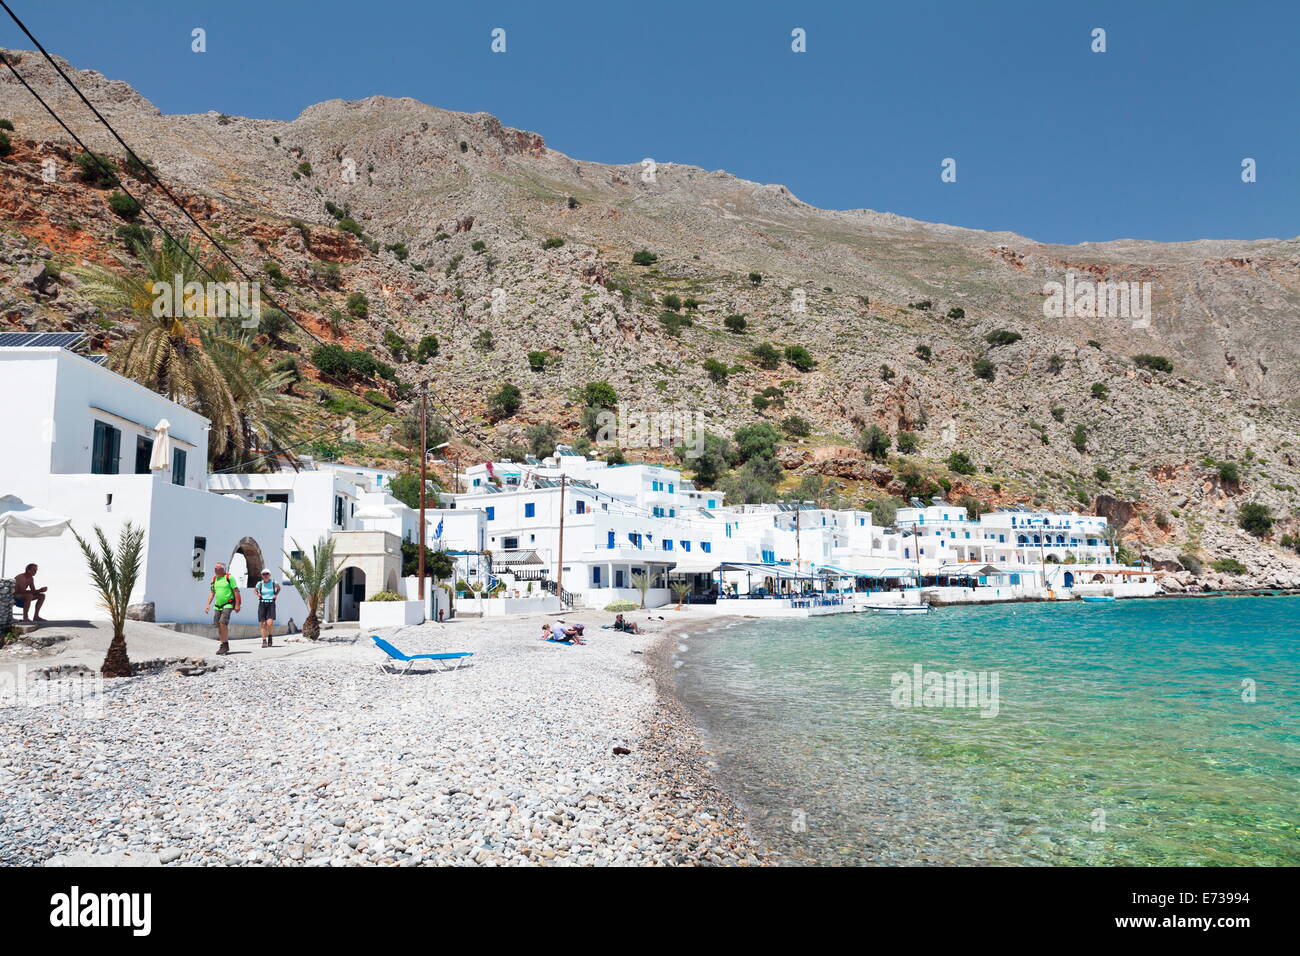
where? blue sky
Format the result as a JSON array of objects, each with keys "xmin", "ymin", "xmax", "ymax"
[{"xmin": 3, "ymin": 0, "xmax": 1296, "ymax": 244}]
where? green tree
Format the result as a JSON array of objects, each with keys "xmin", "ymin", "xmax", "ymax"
[
  {"xmin": 734, "ymin": 422, "xmax": 783, "ymax": 463},
  {"xmin": 896, "ymin": 430, "xmax": 919, "ymax": 454},
  {"xmin": 1237, "ymin": 502, "xmax": 1273, "ymax": 538},
  {"xmin": 632, "ymin": 249, "xmax": 658, "ymax": 266},
  {"xmin": 781, "ymin": 415, "xmax": 812, "ymax": 437},
  {"xmin": 858, "ymin": 425, "xmax": 891, "ymax": 460},
  {"xmin": 582, "ymin": 381, "xmax": 617, "ymax": 409},
  {"xmin": 784, "ymin": 344, "xmax": 816, "ymax": 371},
  {"xmin": 525, "ymin": 422, "xmax": 559, "ymax": 458},
  {"xmin": 946, "ymin": 451, "xmax": 976, "ymax": 475},
  {"xmin": 751, "ymin": 342, "xmax": 781, "ymax": 369},
  {"xmin": 723, "ymin": 314, "xmax": 747, "ymax": 333},
  {"xmin": 488, "ymin": 383, "xmax": 522, "ymax": 420},
  {"xmin": 284, "ymin": 537, "xmax": 345, "ymax": 641},
  {"xmin": 702, "ymin": 358, "xmax": 730, "ymax": 383},
  {"xmin": 72, "ymin": 522, "xmax": 145, "ymax": 678},
  {"xmin": 416, "ymin": 334, "xmax": 440, "ymax": 363},
  {"xmin": 985, "ymin": 329, "xmax": 1022, "ymax": 347}
]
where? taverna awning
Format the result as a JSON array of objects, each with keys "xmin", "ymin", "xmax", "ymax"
[
  {"xmin": 933, "ymin": 564, "xmax": 1001, "ymax": 576},
  {"xmin": 668, "ymin": 556, "xmax": 720, "ymax": 574},
  {"xmin": 720, "ymin": 562, "xmax": 819, "ymax": 580},
  {"xmin": 819, "ymin": 564, "xmax": 919, "ymax": 578}
]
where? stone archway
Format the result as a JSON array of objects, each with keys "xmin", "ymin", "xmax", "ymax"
[
  {"xmin": 230, "ymin": 536, "xmax": 265, "ymax": 587},
  {"xmin": 337, "ymin": 565, "xmax": 367, "ymax": 622}
]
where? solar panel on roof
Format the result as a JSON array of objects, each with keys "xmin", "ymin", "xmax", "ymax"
[
  {"xmin": 87, "ymin": 354, "xmax": 108, "ymax": 366},
  {"xmin": 29, "ymin": 332, "xmax": 86, "ymax": 348},
  {"xmin": 0, "ymin": 331, "xmax": 88, "ymax": 349}
]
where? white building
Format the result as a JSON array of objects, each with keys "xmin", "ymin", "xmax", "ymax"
[{"xmin": 0, "ymin": 347, "xmax": 293, "ymax": 624}]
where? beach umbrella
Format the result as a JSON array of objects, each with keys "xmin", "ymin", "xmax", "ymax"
[
  {"xmin": 0, "ymin": 494, "xmax": 72, "ymax": 577},
  {"xmin": 148, "ymin": 418, "xmax": 172, "ymax": 472}
]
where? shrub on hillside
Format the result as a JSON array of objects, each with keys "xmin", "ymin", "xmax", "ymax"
[
  {"xmin": 784, "ymin": 344, "xmax": 816, "ymax": 371},
  {"xmin": 1237, "ymin": 502, "xmax": 1273, "ymax": 538},
  {"xmin": 723, "ymin": 314, "xmax": 747, "ymax": 333},
  {"xmin": 1134, "ymin": 354, "xmax": 1173, "ymax": 373},
  {"xmin": 896, "ymin": 431, "xmax": 919, "ymax": 454},
  {"xmin": 751, "ymin": 342, "xmax": 781, "ymax": 369},
  {"xmin": 985, "ymin": 329, "xmax": 1022, "ymax": 347},
  {"xmin": 487, "ymin": 383, "xmax": 522, "ymax": 420},
  {"xmin": 858, "ymin": 425, "xmax": 891, "ymax": 460},
  {"xmin": 972, "ymin": 356, "xmax": 996, "ymax": 381},
  {"xmin": 1211, "ymin": 558, "xmax": 1247, "ymax": 575},
  {"xmin": 632, "ymin": 249, "xmax": 658, "ymax": 266}
]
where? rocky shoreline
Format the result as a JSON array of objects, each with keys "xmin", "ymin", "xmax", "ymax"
[{"xmin": 0, "ymin": 609, "xmax": 762, "ymax": 866}]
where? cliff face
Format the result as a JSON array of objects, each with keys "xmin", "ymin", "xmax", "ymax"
[{"xmin": 3, "ymin": 47, "xmax": 1299, "ymax": 584}]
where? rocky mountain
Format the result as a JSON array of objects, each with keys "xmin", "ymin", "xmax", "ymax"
[{"xmin": 2, "ymin": 47, "xmax": 1299, "ymax": 588}]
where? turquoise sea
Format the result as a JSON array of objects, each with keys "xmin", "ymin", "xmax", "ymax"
[{"xmin": 673, "ymin": 595, "xmax": 1300, "ymax": 865}]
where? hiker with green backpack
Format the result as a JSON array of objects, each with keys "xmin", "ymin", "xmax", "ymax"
[{"xmin": 203, "ymin": 561, "xmax": 242, "ymax": 656}]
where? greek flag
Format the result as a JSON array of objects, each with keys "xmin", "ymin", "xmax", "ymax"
[{"xmin": 434, "ymin": 518, "xmax": 444, "ymax": 541}]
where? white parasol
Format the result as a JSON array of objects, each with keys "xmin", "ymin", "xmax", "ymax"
[
  {"xmin": 0, "ymin": 494, "xmax": 72, "ymax": 577},
  {"xmin": 148, "ymin": 418, "xmax": 173, "ymax": 472}
]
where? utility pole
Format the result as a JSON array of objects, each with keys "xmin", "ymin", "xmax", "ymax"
[
  {"xmin": 555, "ymin": 474, "xmax": 567, "ymax": 604},
  {"xmin": 794, "ymin": 502, "xmax": 802, "ymax": 595},
  {"xmin": 418, "ymin": 380, "xmax": 428, "ymax": 601}
]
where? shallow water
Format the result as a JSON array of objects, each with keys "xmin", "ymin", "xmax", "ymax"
[{"xmin": 673, "ymin": 596, "xmax": 1300, "ymax": 865}]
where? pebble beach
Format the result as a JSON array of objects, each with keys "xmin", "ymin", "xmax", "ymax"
[{"xmin": 0, "ymin": 608, "xmax": 763, "ymax": 867}]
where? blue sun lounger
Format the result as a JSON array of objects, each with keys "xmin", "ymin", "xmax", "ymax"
[{"xmin": 371, "ymin": 636, "xmax": 474, "ymax": 674}]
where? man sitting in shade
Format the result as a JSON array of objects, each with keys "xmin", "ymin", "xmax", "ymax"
[{"xmin": 12, "ymin": 563, "xmax": 48, "ymax": 622}]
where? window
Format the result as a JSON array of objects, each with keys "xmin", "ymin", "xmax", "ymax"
[
  {"xmin": 134, "ymin": 435, "xmax": 154, "ymax": 474},
  {"xmin": 707, "ymin": 499, "xmax": 717, "ymax": 508},
  {"xmin": 485, "ymin": 506, "xmax": 495, "ymax": 521},
  {"xmin": 680, "ymin": 540, "xmax": 691, "ymax": 552},
  {"xmin": 334, "ymin": 495, "xmax": 345, "ymax": 527},
  {"xmin": 607, "ymin": 531, "xmax": 616, "ymax": 549},
  {"xmin": 664, "ymin": 539, "xmax": 673, "ymax": 551},
  {"xmin": 524, "ymin": 502, "xmax": 536, "ymax": 518},
  {"xmin": 91, "ymin": 420, "xmax": 120, "ymax": 474},
  {"xmin": 629, "ymin": 533, "xmax": 642, "ymax": 549},
  {"xmin": 472, "ymin": 478, "xmax": 481, "ymax": 487},
  {"xmin": 575, "ymin": 499, "xmax": 586, "ymax": 514},
  {"xmin": 592, "ymin": 566, "xmax": 602, "ymax": 585},
  {"xmin": 701, "ymin": 541, "xmax": 711, "ymax": 553},
  {"xmin": 503, "ymin": 537, "xmax": 518, "ymax": 550},
  {"xmin": 614, "ymin": 569, "xmax": 625, "ymax": 588},
  {"xmin": 171, "ymin": 448, "xmax": 187, "ymax": 486},
  {"xmin": 667, "ymin": 483, "xmax": 674, "ymax": 494}
]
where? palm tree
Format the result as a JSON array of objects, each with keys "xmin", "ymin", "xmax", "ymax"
[
  {"xmin": 72, "ymin": 522, "xmax": 145, "ymax": 678},
  {"xmin": 630, "ymin": 571, "xmax": 651, "ymax": 609},
  {"xmin": 284, "ymin": 537, "xmax": 344, "ymax": 641},
  {"xmin": 202, "ymin": 327, "xmax": 297, "ymax": 470},
  {"xmin": 1102, "ymin": 524, "xmax": 1122, "ymax": 563},
  {"xmin": 671, "ymin": 579, "xmax": 692, "ymax": 611},
  {"xmin": 74, "ymin": 235, "xmax": 240, "ymax": 451}
]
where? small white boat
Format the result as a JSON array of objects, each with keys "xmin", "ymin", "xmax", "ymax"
[
  {"xmin": 863, "ymin": 603, "xmax": 932, "ymax": 615},
  {"xmin": 1079, "ymin": 595, "xmax": 1115, "ymax": 603}
]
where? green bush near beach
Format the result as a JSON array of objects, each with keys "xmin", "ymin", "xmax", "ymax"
[
  {"xmin": 367, "ymin": 591, "xmax": 405, "ymax": 602},
  {"xmin": 604, "ymin": 600, "xmax": 639, "ymax": 612}
]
